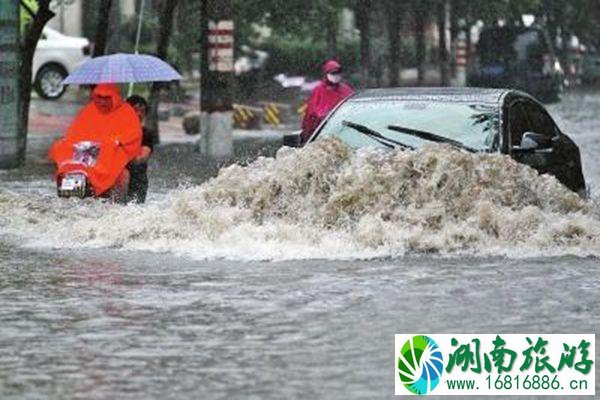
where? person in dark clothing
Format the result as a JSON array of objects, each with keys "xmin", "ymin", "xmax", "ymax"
[{"xmin": 125, "ymin": 95, "xmax": 154, "ymax": 203}]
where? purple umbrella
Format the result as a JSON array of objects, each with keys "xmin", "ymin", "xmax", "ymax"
[{"xmin": 63, "ymin": 53, "xmax": 182, "ymax": 85}]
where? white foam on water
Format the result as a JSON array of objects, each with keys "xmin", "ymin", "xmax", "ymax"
[{"xmin": 1, "ymin": 138, "xmax": 599, "ymax": 261}]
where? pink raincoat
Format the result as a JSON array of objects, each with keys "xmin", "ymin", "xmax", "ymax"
[{"xmin": 301, "ymin": 60, "xmax": 354, "ymax": 143}]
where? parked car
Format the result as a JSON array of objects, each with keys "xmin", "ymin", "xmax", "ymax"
[
  {"xmin": 306, "ymin": 87, "xmax": 586, "ymax": 195},
  {"xmin": 33, "ymin": 27, "xmax": 91, "ymax": 100},
  {"xmin": 468, "ymin": 26, "xmax": 564, "ymax": 102}
]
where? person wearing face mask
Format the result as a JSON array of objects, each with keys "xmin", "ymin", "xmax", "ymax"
[{"xmin": 300, "ymin": 60, "xmax": 354, "ymax": 144}]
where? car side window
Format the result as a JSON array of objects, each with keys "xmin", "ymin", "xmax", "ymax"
[
  {"xmin": 523, "ymin": 102, "xmax": 558, "ymax": 137},
  {"xmin": 508, "ymin": 102, "xmax": 529, "ymax": 146}
]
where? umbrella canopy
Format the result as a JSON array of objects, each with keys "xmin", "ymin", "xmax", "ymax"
[{"xmin": 63, "ymin": 53, "xmax": 182, "ymax": 85}]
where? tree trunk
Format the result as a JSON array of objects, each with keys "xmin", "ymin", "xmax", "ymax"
[
  {"xmin": 386, "ymin": 0, "xmax": 402, "ymax": 87},
  {"xmin": 93, "ymin": 0, "xmax": 113, "ymax": 57},
  {"xmin": 449, "ymin": 0, "xmax": 458, "ymax": 77},
  {"xmin": 414, "ymin": 4, "xmax": 426, "ymax": 86},
  {"xmin": 437, "ymin": 0, "xmax": 450, "ymax": 86},
  {"xmin": 106, "ymin": 0, "xmax": 121, "ymax": 54},
  {"xmin": 146, "ymin": 0, "xmax": 178, "ymax": 144},
  {"xmin": 326, "ymin": 13, "xmax": 338, "ymax": 59},
  {"xmin": 356, "ymin": 0, "xmax": 372, "ymax": 87},
  {"xmin": 19, "ymin": 0, "xmax": 55, "ymax": 166}
]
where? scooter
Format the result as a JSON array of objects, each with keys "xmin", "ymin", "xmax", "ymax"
[{"xmin": 55, "ymin": 141, "xmax": 99, "ymax": 199}]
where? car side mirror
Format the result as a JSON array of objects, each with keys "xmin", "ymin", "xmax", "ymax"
[
  {"xmin": 512, "ymin": 131, "xmax": 553, "ymax": 153},
  {"xmin": 283, "ymin": 130, "xmax": 302, "ymax": 147}
]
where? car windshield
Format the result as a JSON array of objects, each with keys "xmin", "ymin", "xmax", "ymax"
[{"xmin": 316, "ymin": 100, "xmax": 500, "ymax": 151}]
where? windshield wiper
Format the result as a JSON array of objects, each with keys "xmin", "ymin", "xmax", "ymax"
[
  {"xmin": 387, "ymin": 124, "xmax": 478, "ymax": 153},
  {"xmin": 342, "ymin": 120, "xmax": 414, "ymax": 150}
]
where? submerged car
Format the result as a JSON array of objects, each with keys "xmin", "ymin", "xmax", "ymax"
[
  {"xmin": 468, "ymin": 26, "xmax": 563, "ymax": 102},
  {"xmin": 306, "ymin": 87, "xmax": 586, "ymax": 195}
]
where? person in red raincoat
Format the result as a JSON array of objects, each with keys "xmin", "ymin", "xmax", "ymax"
[
  {"xmin": 49, "ymin": 84, "xmax": 142, "ymax": 202},
  {"xmin": 300, "ymin": 60, "xmax": 354, "ymax": 144}
]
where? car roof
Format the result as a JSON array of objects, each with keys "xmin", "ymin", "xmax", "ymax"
[{"xmin": 349, "ymin": 87, "xmax": 515, "ymax": 105}]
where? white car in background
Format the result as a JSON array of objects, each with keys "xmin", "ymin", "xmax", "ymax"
[{"xmin": 33, "ymin": 27, "xmax": 91, "ymax": 100}]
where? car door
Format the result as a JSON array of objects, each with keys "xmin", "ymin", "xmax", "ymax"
[
  {"xmin": 508, "ymin": 98, "xmax": 585, "ymax": 193},
  {"xmin": 523, "ymin": 101, "xmax": 586, "ymax": 193}
]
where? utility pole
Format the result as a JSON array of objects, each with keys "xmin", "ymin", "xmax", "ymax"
[
  {"xmin": 0, "ymin": 1, "xmax": 21, "ymax": 168},
  {"xmin": 199, "ymin": 0, "xmax": 234, "ymax": 161}
]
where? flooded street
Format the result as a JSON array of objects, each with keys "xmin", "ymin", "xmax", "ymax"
[{"xmin": 1, "ymin": 90, "xmax": 599, "ymax": 399}]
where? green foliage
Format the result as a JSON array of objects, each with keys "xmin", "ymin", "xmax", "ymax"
[
  {"xmin": 258, "ymin": 34, "xmax": 359, "ymax": 77},
  {"xmin": 539, "ymin": 0, "xmax": 600, "ymax": 48},
  {"xmin": 20, "ymin": 0, "xmax": 38, "ymax": 33},
  {"xmin": 114, "ymin": 0, "xmax": 198, "ymax": 73},
  {"xmin": 233, "ymin": 0, "xmax": 351, "ymax": 45},
  {"xmin": 453, "ymin": 0, "xmax": 541, "ymax": 24},
  {"xmin": 171, "ymin": 0, "xmax": 201, "ymax": 72},
  {"xmin": 119, "ymin": 11, "xmax": 160, "ymax": 52}
]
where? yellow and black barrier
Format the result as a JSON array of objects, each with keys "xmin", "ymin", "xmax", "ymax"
[
  {"xmin": 233, "ymin": 104, "xmax": 263, "ymax": 129},
  {"xmin": 232, "ymin": 102, "xmax": 298, "ymax": 129},
  {"xmin": 297, "ymin": 102, "xmax": 307, "ymax": 118},
  {"xmin": 262, "ymin": 103, "xmax": 281, "ymax": 126}
]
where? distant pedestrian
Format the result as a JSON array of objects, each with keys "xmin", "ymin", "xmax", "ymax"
[
  {"xmin": 126, "ymin": 95, "xmax": 154, "ymax": 203},
  {"xmin": 301, "ymin": 60, "xmax": 354, "ymax": 144}
]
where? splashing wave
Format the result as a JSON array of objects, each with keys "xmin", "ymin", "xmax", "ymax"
[{"xmin": 1, "ymin": 139, "xmax": 599, "ymax": 260}]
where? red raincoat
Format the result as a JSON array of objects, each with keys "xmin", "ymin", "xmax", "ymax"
[
  {"xmin": 49, "ymin": 84, "xmax": 142, "ymax": 196},
  {"xmin": 301, "ymin": 60, "xmax": 354, "ymax": 143}
]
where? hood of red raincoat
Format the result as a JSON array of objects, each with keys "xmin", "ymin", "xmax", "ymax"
[{"xmin": 92, "ymin": 83, "xmax": 123, "ymax": 113}]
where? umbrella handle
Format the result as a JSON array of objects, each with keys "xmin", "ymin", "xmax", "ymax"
[{"xmin": 127, "ymin": 82, "xmax": 135, "ymax": 98}]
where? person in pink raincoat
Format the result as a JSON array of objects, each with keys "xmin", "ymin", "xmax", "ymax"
[{"xmin": 301, "ymin": 60, "xmax": 354, "ymax": 144}]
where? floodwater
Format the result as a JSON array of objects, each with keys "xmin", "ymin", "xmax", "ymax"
[{"xmin": 1, "ymin": 90, "xmax": 599, "ymax": 399}]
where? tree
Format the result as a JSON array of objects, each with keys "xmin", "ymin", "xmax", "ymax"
[
  {"xmin": 437, "ymin": 0, "xmax": 450, "ymax": 86},
  {"xmin": 106, "ymin": 0, "xmax": 121, "ymax": 54},
  {"xmin": 411, "ymin": 0, "xmax": 429, "ymax": 85},
  {"xmin": 145, "ymin": 0, "xmax": 179, "ymax": 144},
  {"xmin": 536, "ymin": 0, "xmax": 600, "ymax": 50},
  {"xmin": 324, "ymin": 3, "xmax": 339, "ymax": 57},
  {"xmin": 93, "ymin": 0, "xmax": 113, "ymax": 57},
  {"xmin": 232, "ymin": 0, "xmax": 350, "ymax": 68},
  {"xmin": 355, "ymin": 0, "xmax": 372, "ymax": 86},
  {"xmin": 19, "ymin": 0, "xmax": 55, "ymax": 165},
  {"xmin": 385, "ymin": 0, "xmax": 403, "ymax": 86}
]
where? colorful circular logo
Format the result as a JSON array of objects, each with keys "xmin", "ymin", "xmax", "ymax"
[{"xmin": 397, "ymin": 335, "xmax": 444, "ymax": 395}]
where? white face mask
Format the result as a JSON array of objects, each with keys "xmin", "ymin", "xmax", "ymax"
[{"xmin": 327, "ymin": 73, "xmax": 342, "ymax": 84}]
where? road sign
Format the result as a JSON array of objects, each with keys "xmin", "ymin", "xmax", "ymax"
[{"xmin": 208, "ymin": 20, "xmax": 234, "ymax": 73}]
